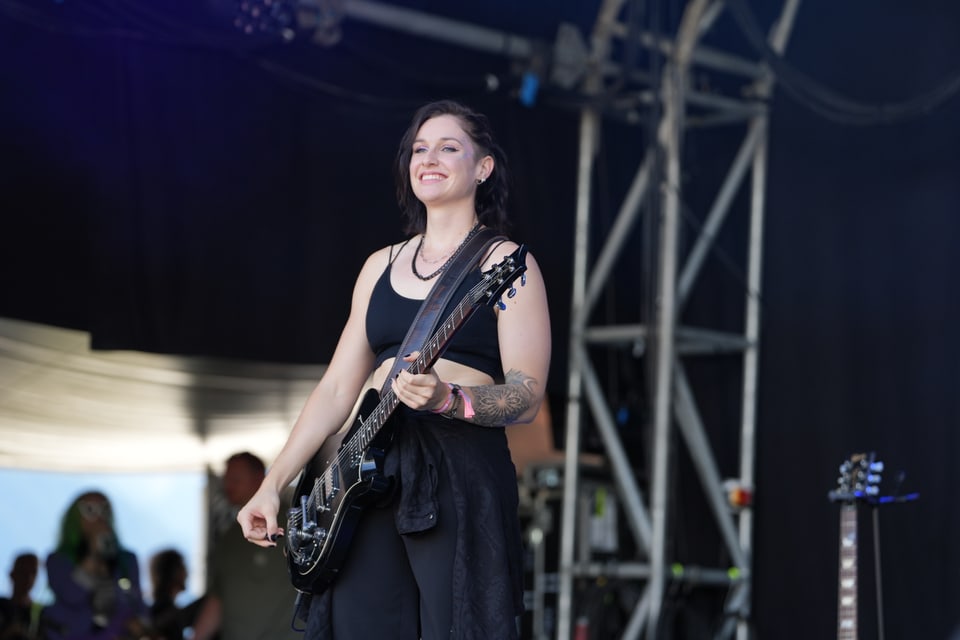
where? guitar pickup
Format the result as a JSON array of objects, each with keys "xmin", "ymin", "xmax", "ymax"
[
  {"xmin": 319, "ymin": 465, "xmax": 340, "ymax": 509},
  {"xmin": 331, "ymin": 466, "xmax": 341, "ymax": 496}
]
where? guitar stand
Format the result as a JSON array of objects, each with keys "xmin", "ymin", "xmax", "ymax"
[{"xmin": 867, "ymin": 489, "xmax": 920, "ymax": 640}]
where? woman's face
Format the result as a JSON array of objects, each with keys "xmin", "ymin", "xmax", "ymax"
[
  {"xmin": 76, "ymin": 493, "xmax": 112, "ymax": 536},
  {"xmin": 409, "ymin": 114, "xmax": 491, "ymax": 210}
]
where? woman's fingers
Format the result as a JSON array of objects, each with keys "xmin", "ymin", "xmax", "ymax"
[{"xmin": 393, "ymin": 369, "xmax": 441, "ymax": 409}]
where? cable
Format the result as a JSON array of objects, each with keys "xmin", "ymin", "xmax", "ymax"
[
  {"xmin": 725, "ymin": 0, "xmax": 960, "ymax": 125},
  {"xmin": 872, "ymin": 506, "xmax": 886, "ymax": 640},
  {"xmin": 336, "ymin": 36, "xmax": 499, "ymax": 92},
  {"xmin": 249, "ymin": 56, "xmax": 424, "ymax": 108},
  {"xmin": 0, "ymin": 0, "xmax": 247, "ymax": 48}
]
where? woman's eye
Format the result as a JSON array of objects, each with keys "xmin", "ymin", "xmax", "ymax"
[
  {"xmin": 413, "ymin": 146, "xmax": 427, "ymax": 154},
  {"xmin": 441, "ymin": 145, "xmax": 458, "ymax": 152}
]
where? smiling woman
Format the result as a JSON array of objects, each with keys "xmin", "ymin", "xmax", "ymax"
[
  {"xmin": 234, "ymin": 99, "xmax": 551, "ymax": 640},
  {"xmin": 0, "ymin": 469, "xmax": 207, "ymax": 610}
]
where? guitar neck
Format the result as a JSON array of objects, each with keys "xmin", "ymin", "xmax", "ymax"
[
  {"xmin": 837, "ymin": 503, "xmax": 858, "ymax": 640},
  {"xmin": 411, "ymin": 299, "xmax": 473, "ymax": 373}
]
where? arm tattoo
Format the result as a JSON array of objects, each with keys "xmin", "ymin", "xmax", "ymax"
[{"xmin": 470, "ymin": 369, "xmax": 538, "ymax": 427}]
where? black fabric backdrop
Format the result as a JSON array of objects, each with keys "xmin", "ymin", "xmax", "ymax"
[{"xmin": 1, "ymin": 1, "xmax": 958, "ymax": 638}]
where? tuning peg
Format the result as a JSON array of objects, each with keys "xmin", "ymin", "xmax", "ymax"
[
  {"xmin": 507, "ymin": 286, "xmax": 517, "ymax": 298},
  {"xmin": 521, "ymin": 273, "xmax": 527, "ymax": 286},
  {"xmin": 498, "ymin": 299, "xmax": 507, "ymax": 310}
]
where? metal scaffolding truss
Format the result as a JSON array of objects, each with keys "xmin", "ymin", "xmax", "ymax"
[{"xmin": 556, "ymin": 1, "xmax": 799, "ymax": 639}]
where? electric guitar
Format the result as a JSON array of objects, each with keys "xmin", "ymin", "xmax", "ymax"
[
  {"xmin": 828, "ymin": 452, "xmax": 883, "ymax": 640},
  {"xmin": 284, "ymin": 245, "xmax": 528, "ymax": 594}
]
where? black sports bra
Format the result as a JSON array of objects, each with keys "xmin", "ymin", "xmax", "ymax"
[{"xmin": 365, "ymin": 248, "xmax": 504, "ymax": 382}]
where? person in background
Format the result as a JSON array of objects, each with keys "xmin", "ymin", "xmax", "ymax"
[
  {"xmin": 0, "ymin": 552, "xmax": 41, "ymax": 640},
  {"xmin": 147, "ymin": 549, "xmax": 203, "ymax": 640},
  {"xmin": 237, "ymin": 99, "xmax": 551, "ymax": 639},
  {"xmin": 40, "ymin": 491, "xmax": 151, "ymax": 640},
  {"xmin": 191, "ymin": 452, "xmax": 298, "ymax": 640}
]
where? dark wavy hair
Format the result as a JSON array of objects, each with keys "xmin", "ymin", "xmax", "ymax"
[{"xmin": 395, "ymin": 100, "xmax": 509, "ymax": 236}]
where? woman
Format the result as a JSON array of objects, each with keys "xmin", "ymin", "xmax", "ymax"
[
  {"xmin": 41, "ymin": 492, "xmax": 151, "ymax": 640},
  {"xmin": 237, "ymin": 100, "xmax": 551, "ymax": 639}
]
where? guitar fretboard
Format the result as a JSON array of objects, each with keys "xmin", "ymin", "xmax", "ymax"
[
  {"xmin": 837, "ymin": 503, "xmax": 858, "ymax": 640},
  {"xmin": 350, "ymin": 295, "xmax": 477, "ymax": 456}
]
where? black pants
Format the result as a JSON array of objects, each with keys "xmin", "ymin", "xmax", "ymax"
[{"xmin": 329, "ymin": 461, "xmax": 458, "ymax": 640}]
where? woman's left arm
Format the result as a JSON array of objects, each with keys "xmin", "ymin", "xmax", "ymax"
[{"xmin": 467, "ymin": 245, "xmax": 551, "ymax": 427}]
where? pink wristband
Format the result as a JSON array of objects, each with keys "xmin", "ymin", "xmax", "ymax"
[
  {"xmin": 452, "ymin": 384, "xmax": 474, "ymax": 419},
  {"xmin": 431, "ymin": 383, "xmax": 455, "ymax": 414}
]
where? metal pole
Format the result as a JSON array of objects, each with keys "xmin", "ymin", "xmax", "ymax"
[
  {"xmin": 646, "ymin": 3, "xmax": 711, "ymax": 637},
  {"xmin": 557, "ymin": 3, "xmax": 625, "ymax": 637},
  {"xmin": 556, "ymin": 107, "xmax": 600, "ymax": 640},
  {"xmin": 645, "ymin": 59, "xmax": 683, "ymax": 640},
  {"xmin": 736, "ymin": 3, "xmax": 799, "ymax": 637}
]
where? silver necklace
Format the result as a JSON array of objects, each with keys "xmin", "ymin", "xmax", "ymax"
[{"xmin": 411, "ymin": 223, "xmax": 481, "ymax": 281}]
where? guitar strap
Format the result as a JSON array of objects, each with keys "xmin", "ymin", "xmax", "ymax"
[{"xmin": 378, "ymin": 227, "xmax": 504, "ymax": 396}]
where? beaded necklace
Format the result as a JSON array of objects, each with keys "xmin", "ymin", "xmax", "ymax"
[{"xmin": 411, "ymin": 222, "xmax": 481, "ymax": 281}]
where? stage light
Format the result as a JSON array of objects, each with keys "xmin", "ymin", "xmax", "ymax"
[{"xmin": 234, "ymin": 0, "xmax": 296, "ymax": 41}]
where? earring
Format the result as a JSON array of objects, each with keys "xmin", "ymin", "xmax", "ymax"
[{"xmin": 476, "ymin": 177, "xmax": 485, "ymax": 185}]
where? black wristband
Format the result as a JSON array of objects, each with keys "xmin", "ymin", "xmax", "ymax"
[{"xmin": 442, "ymin": 384, "xmax": 462, "ymax": 419}]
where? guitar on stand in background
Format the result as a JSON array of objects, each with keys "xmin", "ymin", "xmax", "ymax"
[
  {"xmin": 828, "ymin": 452, "xmax": 883, "ymax": 640},
  {"xmin": 828, "ymin": 452, "xmax": 919, "ymax": 640}
]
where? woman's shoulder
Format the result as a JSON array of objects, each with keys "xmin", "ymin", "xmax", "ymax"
[
  {"xmin": 358, "ymin": 240, "xmax": 407, "ymax": 274},
  {"xmin": 353, "ymin": 238, "xmax": 414, "ymax": 291},
  {"xmin": 480, "ymin": 236, "xmax": 525, "ymax": 268},
  {"xmin": 49, "ymin": 549, "xmax": 77, "ymax": 562},
  {"xmin": 119, "ymin": 548, "xmax": 139, "ymax": 560},
  {"xmin": 369, "ymin": 237, "xmax": 418, "ymax": 265}
]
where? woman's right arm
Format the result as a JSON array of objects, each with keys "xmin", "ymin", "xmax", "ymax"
[{"xmin": 237, "ymin": 247, "xmax": 388, "ymax": 545}]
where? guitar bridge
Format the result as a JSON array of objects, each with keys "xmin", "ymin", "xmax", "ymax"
[{"xmin": 286, "ymin": 495, "xmax": 327, "ymax": 557}]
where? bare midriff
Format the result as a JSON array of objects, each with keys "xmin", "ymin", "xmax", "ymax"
[{"xmin": 371, "ymin": 357, "xmax": 494, "ymax": 395}]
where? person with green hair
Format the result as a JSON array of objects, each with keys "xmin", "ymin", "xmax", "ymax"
[{"xmin": 40, "ymin": 491, "xmax": 151, "ymax": 640}]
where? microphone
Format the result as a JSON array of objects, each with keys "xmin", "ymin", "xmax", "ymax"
[{"xmin": 95, "ymin": 532, "xmax": 119, "ymax": 560}]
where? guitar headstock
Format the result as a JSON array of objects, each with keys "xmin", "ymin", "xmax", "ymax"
[
  {"xmin": 828, "ymin": 452, "xmax": 883, "ymax": 505},
  {"xmin": 478, "ymin": 245, "xmax": 529, "ymax": 309}
]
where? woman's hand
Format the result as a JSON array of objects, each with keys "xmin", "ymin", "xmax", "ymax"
[
  {"xmin": 237, "ymin": 486, "xmax": 283, "ymax": 548},
  {"xmin": 391, "ymin": 351, "xmax": 448, "ymax": 411}
]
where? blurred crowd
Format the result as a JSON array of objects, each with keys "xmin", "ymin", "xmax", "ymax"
[{"xmin": 0, "ymin": 452, "xmax": 297, "ymax": 640}]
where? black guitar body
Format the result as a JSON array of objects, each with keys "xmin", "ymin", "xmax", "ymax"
[{"xmin": 286, "ymin": 388, "xmax": 397, "ymax": 594}]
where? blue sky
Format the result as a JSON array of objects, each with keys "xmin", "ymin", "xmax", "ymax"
[{"xmin": 0, "ymin": 468, "xmax": 207, "ymax": 605}]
